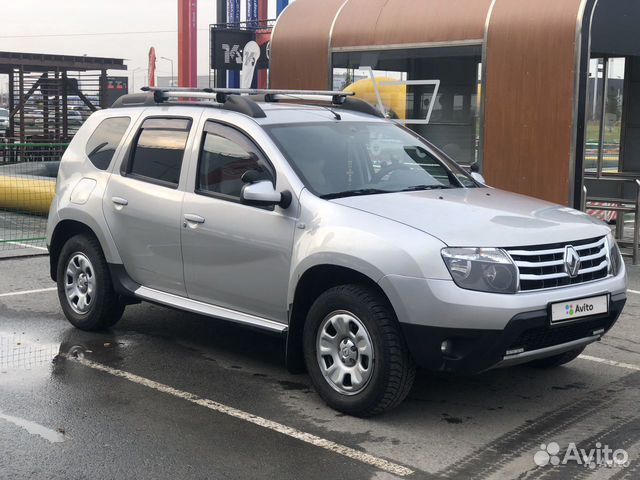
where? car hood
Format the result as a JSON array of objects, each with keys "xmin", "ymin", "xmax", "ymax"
[{"xmin": 331, "ymin": 188, "xmax": 609, "ymax": 247}]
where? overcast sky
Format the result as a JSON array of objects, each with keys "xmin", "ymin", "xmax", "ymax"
[
  {"xmin": 2, "ymin": 1, "xmax": 622, "ymax": 92},
  {"xmin": 1, "ymin": 0, "xmax": 280, "ymax": 90}
]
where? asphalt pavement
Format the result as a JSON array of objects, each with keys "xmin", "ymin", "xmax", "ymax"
[{"xmin": 0, "ymin": 255, "xmax": 639, "ymax": 479}]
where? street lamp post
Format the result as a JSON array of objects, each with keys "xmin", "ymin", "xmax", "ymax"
[
  {"xmin": 131, "ymin": 67, "xmax": 142, "ymax": 93},
  {"xmin": 160, "ymin": 57, "xmax": 175, "ymax": 87}
]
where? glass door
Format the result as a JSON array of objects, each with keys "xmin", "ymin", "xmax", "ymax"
[{"xmin": 585, "ymin": 57, "xmax": 625, "ymax": 176}]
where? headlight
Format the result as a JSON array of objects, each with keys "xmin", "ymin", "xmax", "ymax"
[
  {"xmin": 606, "ymin": 232, "xmax": 622, "ymax": 276},
  {"xmin": 441, "ymin": 247, "xmax": 518, "ymax": 294}
]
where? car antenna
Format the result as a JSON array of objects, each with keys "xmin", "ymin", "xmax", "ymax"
[{"xmin": 327, "ymin": 107, "xmax": 342, "ymax": 121}]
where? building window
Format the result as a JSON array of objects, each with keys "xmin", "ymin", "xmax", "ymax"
[{"xmin": 332, "ymin": 45, "xmax": 482, "ymax": 166}]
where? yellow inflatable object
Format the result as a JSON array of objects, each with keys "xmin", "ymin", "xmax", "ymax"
[
  {"xmin": 344, "ymin": 77, "xmax": 407, "ymax": 119},
  {"xmin": 0, "ymin": 175, "xmax": 55, "ymax": 215}
]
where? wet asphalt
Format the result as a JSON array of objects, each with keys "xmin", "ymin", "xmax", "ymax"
[{"xmin": 0, "ymin": 255, "xmax": 639, "ymax": 480}]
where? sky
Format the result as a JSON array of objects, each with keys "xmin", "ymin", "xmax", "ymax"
[{"xmin": 1, "ymin": 0, "xmax": 280, "ymax": 91}]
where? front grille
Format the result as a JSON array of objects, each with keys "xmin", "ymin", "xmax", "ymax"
[
  {"xmin": 506, "ymin": 236, "xmax": 609, "ymax": 292},
  {"xmin": 507, "ymin": 317, "xmax": 613, "ymax": 353}
]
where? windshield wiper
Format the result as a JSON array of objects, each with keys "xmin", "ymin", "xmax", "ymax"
[
  {"xmin": 398, "ymin": 184, "xmax": 451, "ymax": 192},
  {"xmin": 320, "ymin": 188, "xmax": 391, "ymax": 200}
]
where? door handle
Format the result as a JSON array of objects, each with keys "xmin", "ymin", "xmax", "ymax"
[
  {"xmin": 112, "ymin": 197, "xmax": 128, "ymax": 206},
  {"xmin": 184, "ymin": 214, "xmax": 205, "ymax": 224}
]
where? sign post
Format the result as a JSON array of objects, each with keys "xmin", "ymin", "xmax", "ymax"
[
  {"xmin": 258, "ymin": 0, "xmax": 268, "ymax": 87},
  {"xmin": 178, "ymin": 0, "xmax": 198, "ymax": 87},
  {"xmin": 215, "ymin": 0, "xmax": 227, "ymax": 87},
  {"xmin": 228, "ymin": 0, "xmax": 241, "ymax": 88},
  {"xmin": 276, "ymin": 0, "xmax": 289, "ymax": 15},
  {"xmin": 247, "ymin": 0, "xmax": 258, "ymax": 27}
]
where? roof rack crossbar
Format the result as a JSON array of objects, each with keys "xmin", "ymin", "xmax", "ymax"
[
  {"xmin": 146, "ymin": 90, "xmax": 225, "ymax": 103},
  {"xmin": 119, "ymin": 87, "xmax": 379, "ymax": 119},
  {"xmin": 142, "ymin": 86, "xmax": 355, "ymax": 99}
]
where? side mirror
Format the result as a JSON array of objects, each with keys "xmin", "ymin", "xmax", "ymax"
[
  {"xmin": 240, "ymin": 180, "xmax": 292, "ymax": 209},
  {"xmin": 468, "ymin": 162, "xmax": 487, "ymax": 185},
  {"xmin": 470, "ymin": 172, "xmax": 487, "ymax": 185}
]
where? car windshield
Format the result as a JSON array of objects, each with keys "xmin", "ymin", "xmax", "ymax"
[
  {"xmin": 265, "ymin": 121, "xmax": 476, "ymax": 199},
  {"xmin": 0, "ymin": 109, "xmax": 8, "ymax": 118}
]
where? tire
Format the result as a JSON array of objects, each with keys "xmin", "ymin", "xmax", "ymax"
[
  {"xmin": 303, "ymin": 284, "xmax": 415, "ymax": 417},
  {"xmin": 56, "ymin": 234, "xmax": 125, "ymax": 331},
  {"xmin": 526, "ymin": 346, "xmax": 586, "ymax": 368}
]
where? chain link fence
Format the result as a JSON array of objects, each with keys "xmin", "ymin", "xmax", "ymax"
[{"xmin": 0, "ymin": 140, "xmax": 66, "ymax": 257}]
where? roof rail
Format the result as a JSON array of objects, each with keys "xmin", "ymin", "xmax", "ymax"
[
  {"xmin": 112, "ymin": 87, "xmax": 382, "ymax": 119},
  {"xmin": 111, "ymin": 92, "xmax": 158, "ymax": 109}
]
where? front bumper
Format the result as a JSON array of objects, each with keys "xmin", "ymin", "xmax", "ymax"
[
  {"xmin": 400, "ymin": 293, "xmax": 625, "ymax": 373},
  {"xmin": 379, "ymin": 267, "xmax": 628, "ymax": 374}
]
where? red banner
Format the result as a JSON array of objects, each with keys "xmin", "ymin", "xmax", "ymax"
[{"xmin": 148, "ymin": 47, "xmax": 157, "ymax": 87}]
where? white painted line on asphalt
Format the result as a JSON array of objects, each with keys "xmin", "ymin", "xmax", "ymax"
[
  {"xmin": 69, "ymin": 356, "xmax": 414, "ymax": 477},
  {"xmin": 0, "ymin": 287, "xmax": 57, "ymax": 298},
  {"xmin": 5, "ymin": 242, "xmax": 48, "ymax": 252},
  {"xmin": 628, "ymin": 289, "xmax": 640, "ymax": 295},
  {"xmin": 0, "ymin": 410, "xmax": 66, "ymax": 443},
  {"xmin": 579, "ymin": 354, "xmax": 640, "ymax": 372}
]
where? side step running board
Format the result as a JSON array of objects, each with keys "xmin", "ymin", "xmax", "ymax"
[{"xmin": 134, "ymin": 286, "xmax": 288, "ymax": 334}]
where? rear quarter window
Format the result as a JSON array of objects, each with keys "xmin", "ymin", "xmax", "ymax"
[{"xmin": 85, "ymin": 117, "xmax": 131, "ymax": 170}]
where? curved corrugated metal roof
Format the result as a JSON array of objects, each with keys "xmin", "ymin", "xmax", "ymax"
[{"xmin": 330, "ymin": 0, "xmax": 493, "ymax": 49}]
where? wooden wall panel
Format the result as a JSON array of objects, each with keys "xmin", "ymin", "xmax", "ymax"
[
  {"xmin": 327, "ymin": 0, "xmax": 391, "ymax": 48},
  {"xmin": 331, "ymin": 0, "xmax": 493, "ymax": 47},
  {"xmin": 483, "ymin": 0, "xmax": 583, "ymax": 205},
  {"xmin": 269, "ymin": 0, "xmax": 345, "ymax": 89},
  {"xmin": 271, "ymin": 0, "xmax": 493, "ymax": 90}
]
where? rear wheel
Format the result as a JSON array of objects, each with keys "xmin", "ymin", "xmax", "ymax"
[
  {"xmin": 526, "ymin": 346, "xmax": 586, "ymax": 368},
  {"xmin": 303, "ymin": 284, "xmax": 415, "ymax": 417},
  {"xmin": 57, "ymin": 234, "xmax": 125, "ymax": 331}
]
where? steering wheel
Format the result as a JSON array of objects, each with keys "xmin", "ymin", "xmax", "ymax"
[{"xmin": 372, "ymin": 163, "xmax": 412, "ymax": 183}]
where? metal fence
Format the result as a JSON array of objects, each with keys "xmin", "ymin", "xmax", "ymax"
[{"xmin": 0, "ymin": 140, "xmax": 66, "ymax": 257}]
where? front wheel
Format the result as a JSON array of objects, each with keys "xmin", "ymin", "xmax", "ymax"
[
  {"xmin": 57, "ymin": 234, "xmax": 125, "ymax": 331},
  {"xmin": 303, "ymin": 284, "xmax": 415, "ymax": 417}
]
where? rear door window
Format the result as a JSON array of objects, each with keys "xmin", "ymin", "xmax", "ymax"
[
  {"xmin": 85, "ymin": 117, "xmax": 131, "ymax": 170},
  {"xmin": 126, "ymin": 117, "xmax": 191, "ymax": 188}
]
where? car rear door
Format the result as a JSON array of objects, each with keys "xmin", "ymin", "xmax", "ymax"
[{"xmin": 103, "ymin": 111, "xmax": 199, "ymax": 296}]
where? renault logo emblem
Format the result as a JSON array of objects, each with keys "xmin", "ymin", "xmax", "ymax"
[{"xmin": 564, "ymin": 245, "xmax": 581, "ymax": 278}]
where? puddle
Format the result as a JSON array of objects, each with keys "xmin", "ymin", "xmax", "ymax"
[
  {"xmin": 0, "ymin": 410, "xmax": 66, "ymax": 443},
  {"xmin": 0, "ymin": 328, "xmax": 135, "ymax": 376},
  {"xmin": 0, "ymin": 335, "xmax": 60, "ymax": 372}
]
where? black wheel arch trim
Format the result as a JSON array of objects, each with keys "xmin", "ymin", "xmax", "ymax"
[{"xmin": 49, "ymin": 220, "xmax": 104, "ymax": 282}]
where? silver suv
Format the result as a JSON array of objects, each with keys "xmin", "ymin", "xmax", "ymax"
[{"xmin": 46, "ymin": 88, "xmax": 628, "ymax": 416}]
